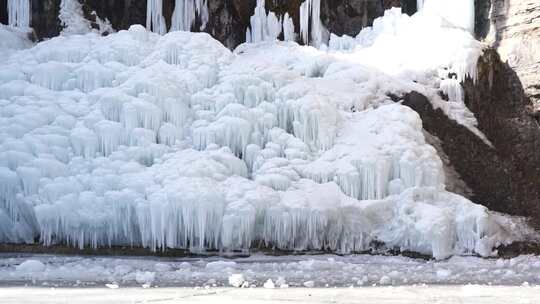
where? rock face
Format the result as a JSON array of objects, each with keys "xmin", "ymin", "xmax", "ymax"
[
  {"xmin": 400, "ymin": 48, "xmax": 540, "ymax": 225},
  {"xmin": 476, "ymin": 0, "xmax": 540, "ymax": 112},
  {"xmin": 463, "ymin": 49, "xmax": 540, "ymax": 224}
]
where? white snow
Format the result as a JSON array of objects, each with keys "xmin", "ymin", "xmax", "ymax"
[
  {"xmin": 0, "ymin": 6, "xmax": 531, "ymax": 260},
  {"xmin": 7, "ymin": 0, "xmax": 30, "ymax": 28},
  {"xmin": 417, "ymin": 0, "xmax": 475, "ymax": 34}
]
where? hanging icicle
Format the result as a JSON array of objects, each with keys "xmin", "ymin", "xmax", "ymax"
[
  {"xmin": 299, "ymin": 0, "xmax": 325, "ymax": 47},
  {"xmin": 147, "ymin": 0, "xmax": 167, "ymax": 34},
  {"xmin": 7, "ymin": 0, "xmax": 30, "ymax": 28},
  {"xmin": 170, "ymin": 0, "xmax": 209, "ymax": 32}
]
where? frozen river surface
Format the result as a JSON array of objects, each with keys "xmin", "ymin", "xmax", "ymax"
[{"xmin": 2, "ymin": 285, "xmax": 540, "ymax": 304}]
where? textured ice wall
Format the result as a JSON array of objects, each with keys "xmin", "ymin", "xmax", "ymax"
[{"xmin": 0, "ymin": 8, "xmax": 522, "ymax": 259}]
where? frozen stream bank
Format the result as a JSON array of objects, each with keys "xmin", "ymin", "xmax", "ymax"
[{"xmin": 2, "ymin": 253, "xmax": 540, "ymax": 288}]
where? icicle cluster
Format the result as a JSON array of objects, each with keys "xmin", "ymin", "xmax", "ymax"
[
  {"xmin": 245, "ymin": 0, "xmax": 295, "ymax": 44},
  {"xmin": 147, "ymin": 0, "xmax": 167, "ymax": 34},
  {"xmin": 300, "ymin": 0, "xmax": 325, "ymax": 47},
  {"xmin": 171, "ymin": 0, "xmax": 209, "ymax": 32},
  {"xmin": 7, "ymin": 0, "xmax": 30, "ymax": 28}
]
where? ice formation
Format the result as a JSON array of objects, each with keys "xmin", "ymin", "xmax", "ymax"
[
  {"xmin": 0, "ymin": 5, "xmax": 525, "ymax": 259},
  {"xmin": 171, "ymin": 0, "xmax": 209, "ymax": 32},
  {"xmin": 245, "ymin": 0, "xmax": 282, "ymax": 44},
  {"xmin": 7, "ymin": 0, "xmax": 30, "ymax": 28},
  {"xmin": 282, "ymin": 13, "xmax": 295, "ymax": 42},
  {"xmin": 299, "ymin": 0, "xmax": 326, "ymax": 47},
  {"xmin": 147, "ymin": 0, "xmax": 166, "ymax": 34}
]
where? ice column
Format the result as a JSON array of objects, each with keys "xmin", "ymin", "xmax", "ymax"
[
  {"xmin": 245, "ymin": 0, "xmax": 282, "ymax": 43},
  {"xmin": 7, "ymin": 0, "xmax": 30, "ymax": 28},
  {"xmin": 299, "ymin": 0, "xmax": 325, "ymax": 47},
  {"xmin": 147, "ymin": 0, "xmax": 167, "ymax": 34},
  {"xmin": 170, "ymin": 0, "xmax": 209, "ymax": 32},
  {"xmin": 283, "ymin": 13, "xmax": 295, "ymax": 42}
]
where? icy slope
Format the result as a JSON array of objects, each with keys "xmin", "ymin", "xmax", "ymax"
[{"xmin": 0, "ymin": 10, "xmax": 524, "ymax": 259}]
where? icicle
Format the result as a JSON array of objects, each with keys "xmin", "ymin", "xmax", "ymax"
[
  {"xmin": 282, "ymin": 13, "xmax": 295, "ymax": 42},
  {"xmin": 7, "ymin": 0, "xmax": 30, "ymax": 28},
  {"xmin": 299, "ymin": 0, "xmax": 325, "ymax": 47},
  {"xmin": 170, "ymin": 0, "xmax": 209, "ymax": 32},
  {"xmin": 299, "ymin": 1, "xmax": 310, "ymax": 44},
  {"xmin": 245, "ymin": 0, "xmax": 282, "ymax": 43},
  {"xmin": 147, "ymin": 0, "xmax": 166, "ymax": 34}
]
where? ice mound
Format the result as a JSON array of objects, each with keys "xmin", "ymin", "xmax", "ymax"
[{"xmin": 0, "ymin": 10, "xmax": 523, "ymax": 259}]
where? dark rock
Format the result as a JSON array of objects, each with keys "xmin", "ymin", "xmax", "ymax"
[
  {"xmin": 30, "ymin": 0, "xmax": 61, "ymax": 39},
  {"xmin": 0, "ymin": 0, "xmax": 7, "ymax": 25},
  {"xmin": 399, "ymin": 48, "xmax": 540, "ymax": 226},
  {"xmin": 462, "ymin": 49, "xmax": 540, "ymax": 225}
]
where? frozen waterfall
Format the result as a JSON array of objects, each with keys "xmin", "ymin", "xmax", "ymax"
[{"xmin": 0, "ymin": 3, "xmax": 524, "ymax": 260}]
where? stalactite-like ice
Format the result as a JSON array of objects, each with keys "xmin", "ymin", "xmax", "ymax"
[
  {"xmin": 245, "ymin": 0, "xmax": 282, "ymax": 43},
  {"xmin": 147, "ymin": 0, "xmax": 167, "ymax": 34},
  {"xmin": 171, "ymin": 0, "xmax": 209, "ymax": 32},
  {"xmin": 283, "ymin": 13, "xmax": 295, "ymax": 42},
  {"xmin": 7, "ymin": 0, "xmax": 30, "ymax": 28},
  {"xmin": 0, "ymin": 7, "xmax": 526, "ymax": 259},
  {"xmin": 299, "ymin": 0, "xmax": 326, "ymax": 47}
]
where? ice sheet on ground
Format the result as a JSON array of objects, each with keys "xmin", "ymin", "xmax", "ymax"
[{"xmin": 2, "ymin": 254, "xmax": 540, "ymax": 288}]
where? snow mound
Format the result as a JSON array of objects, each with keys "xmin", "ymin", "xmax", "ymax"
[
  {"xmin": 16, "ymin": 260, "xmax": 46, "ymax": 273},
  {"xmin": 0, "ymin": 9, "xmax": 525, "ymax": 259}
]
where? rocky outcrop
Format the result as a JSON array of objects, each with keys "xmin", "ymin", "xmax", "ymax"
[
  {"xmin": 476, "ymin": 0, "xmax": 540, "ymax": 112},
  {"xmin": 462, "ymin": 49, "xmax": 540, "ymax": 224},
  {"xmin": 399, "ymin": 48, "xmax": 540, "ymax": 226}
]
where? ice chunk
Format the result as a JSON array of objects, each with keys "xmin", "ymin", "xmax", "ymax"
[
  {"xmin": 228, "ymin": 274, "xmax": 245, "ymax": 288},
  {"xmin": 16, "ymin": 260, "xmax": 46, "ymax": 273}
]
